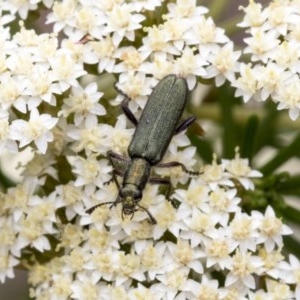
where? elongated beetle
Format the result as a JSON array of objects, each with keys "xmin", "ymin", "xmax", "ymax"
[{"xmin": 87, "ymin": 75, "xmax": 199, "ymax": 224}]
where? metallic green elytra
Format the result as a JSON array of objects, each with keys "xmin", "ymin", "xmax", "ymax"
[
  {"xmin": 129, "ymin": 75, "xmax": 189, "ymax": 164},
  {"xmin": 87, "ymin": 75, "xmax": 199, "ymax": 224}
]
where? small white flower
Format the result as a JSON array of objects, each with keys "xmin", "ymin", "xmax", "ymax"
[
  {"xmin": 225, "ymin": 250, "xmax": 263, "ymax": 289},
  {"xmin": 252, "ymin": 206, "xmax": 293, "ymax": 252},
  {"xmin": 222, "ymin": 147, "xmax": 262, "ymax": 190},
  {"xmin": 265, "ymin": 2, "xmax": 298, "ymax": 36},
  {"xmin": 10, "ymin": 108, "xmax": 58, "ymax": 154},
  {"xmin": 258, "ymin": 247, "xmax": 285, "ymax": 279},
  {"xmin": 155, "ymin": 266, "xmax": 190, "ymax": 299},
  {"xmin": 87, "ymin": 37, "xmax": 117, "ymax": 72},
  {"xmin": 238, "ymin": 1, "xmax": 267, "ymax": 28},
  {"xmin": 0, "ymin": 109, "xmax": 17, "ymax": 153},
  {"xmin": 174, "ymin": 178, "xmax": 210, "ymax": 211},
  {"xmin": 139, "ymin": 25, "xmax": 170, "ymax": 56},
  {"xmin": 46, "ymin": 0, "xmax": 78, "ymax": 33},
  {"xmin": 1, "ymin": 0, "xmax": 38, "ymax": 19},
  {"xmin": 33, "ymin": 33, "xmax": 59, "ymax": 61},
  {"xmin": 265, "ymin": 278, "xmax": 295, "ymax": 299},
  {"xmin": 71, "ymin": 155, "xmax": 112, "ymax": 193},
  {"xmin": 272, "ymin": 40, "xmax": 300, "ymax": 72},
  {"xmin": 139, "ymin": 53, "xmax": 174, "ymax": 81},
  {"xmin": 15, "ymin": 195, "xmax": 58, "ymax": 252},
  {"xmin": 256, "ymin": 62, "xmax": 288, "ymax": 101},
  {"xmin": 67, "ymin": 119, "xmax": 111, "ymax": 155},
  {"xmin": 24, "ymin": 65, "xmax": 61, "ymax": 108},
  {"xmin": 208, "ymin": 188, "xmax": 241, "ymax": 226},
  {"xmin": 0, "ymin": 250, "xmax": 19, "ymax": 283},
  {"xmin": 71, "ymin": 273, "xmax": 102, "ymax": 300},
  {"xmin": 167, "ymin": 0, "xmax": 208, "ymax": 20},
  {"xmin": 278, "ymin": 254, "xmax": 300, "ymax": 293},
  {"xmin": 106, "ymin": 115, "xmax": 134, "ymax": 154},
  {"xmin": 6, "ymin": 50, "xmax": 34, "ymax": 76},
  {"xmin": 184, "ymin": 275, "xmax": 220, "ymax": 299},
  {"xmin": 201, "ymin": 154, "xmax": 233, "ymax": 189},
  {"xmin": 105, "ymin": 3, "xmax": 145, "ymax": 47},
  {"xmin": 205, "ymin": 42, "xmax": 241, "ymax": 86},
  {"xmin": 55, "ymin": 183, "xmax": 86, "ymax": 220},
  {"xmin": 204, "ymin": 228, "xmax": 238, "ymax": 270},
  {"xmin": 243, "ymin": 28, "xmax": 279, "ymax": 63},
  {"xmin": 166, "ymin": 239, "xmax": 204, "ymax": 274},
  {"xmin": 228, "ymin": 211, "xmax": 259, "ymax": 253},
  {"xmin": 114, "ymin": 46, "xmax": 147, "ymax": 74},
  {"xmin": 174, "ymin": 46, "xmax": 207, "ymax": 79},
  {"xmin": 113, "ymin": 73, "xmax": 152, "ymax": 109},
  {"xmin": 60, "ymin": 82, "xmax": 105, "ymax": 125},
  {"xmin": 0, "ymin": 74, "xmax": 27, "ymax": 112},
  {"xmin": 273, "ymin": 75, "xmax": 300, "ymax": 121},
  {"xmin": 184, "ymin": 15, "xmax": 228, "ymax": 51},
  {"xmin": 233, "ymin": 63, "xmax": 261, "ymax": 103},
  {"xmin": 49, "ymin": 51, "xmax": 86, "ymax": 92}
]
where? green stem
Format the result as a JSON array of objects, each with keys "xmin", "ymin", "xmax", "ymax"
[
  {"xmin": 192, "ymin": 103, "xmax": 300, "ymax": 130},
  {"xmin": 277, "ymin": 174, "xmax": 300, "ymax": 194},
  {"xmin": 219, "ymin": 14, "xmax": 244, "ymax": 37},
  {"xmin": 241, "ymin": 115, "xmax": 259, "ymax": 162},
  {"xmin": 219, "ymin": 86, "xmax": 235, "ymax": 158},
  {"xmin": 208, "ymin": 0, "xmax": 230, "ymax": 20},
  {"xmin": 260, "ymin": 133, "xmax": 300, "ymax": 175}
]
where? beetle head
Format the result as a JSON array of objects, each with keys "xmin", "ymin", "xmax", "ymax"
[{"xmin": 119, "ymin": 185, "xmax": 142, "ymax": 217}]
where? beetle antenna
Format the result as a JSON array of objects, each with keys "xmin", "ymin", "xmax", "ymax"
[
  {"xmin": 86, "ymin": 201, "xmax": 116, "ymax": 214},
  {"xmin": 137, "ymin": 204, "xmax": 157, "ymax": 224}
]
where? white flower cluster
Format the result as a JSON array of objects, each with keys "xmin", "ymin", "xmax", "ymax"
[
  {"xmin": 45, "ymin": 0, "xmax": 241, "ymax": 112},
  {"xmin": 0, "ymin": 0, "xmax": 298, "ymax": 299},
  {"xmin": 235, "ymin": 0, "xmax": 300, "ymax": 120},
  {"xmin": 3, "ymin": 153, "xmax": 295, "ymax": 300},
  {"xmin": 0, "ymin": 0, "xmax": 53, "ymax": 21}
]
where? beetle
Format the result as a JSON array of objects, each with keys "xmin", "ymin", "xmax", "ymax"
[{"xmin": 87, "ymin": 74, "xmax": 199, "ymax": 224}]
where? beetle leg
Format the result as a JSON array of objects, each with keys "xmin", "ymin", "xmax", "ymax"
[
  {"xmin": 148, "ymin": 177, "xmax": 179, "ymax": 208},
  {"xmin": 86, "ymin": 152, "xmax": 128, "ymax": 214},
  {"xmin": 121, "ymin": 98, "xmax": 139, "ymax": 126},
  {"xmin": 103, "ymin": 167, "xmax": 124, "ymax": 186},
  {"xmin": 149, "ymin": 177, "xmax": 172, "ymax": 199},
  {"xmin": 174, "ymin": 116, "xmax": 196, "ymax": 134},
  {"xmin": 107, "ymin": 150, "xmax": 130, "ymax": 187},
  {"xmin": 104, "ymin": 168, "xmax": 123, "ymax": 187},
  {"xmin": 114, "ymin": 82, "xmax": 129, "ymax": 99},
  {"xmin": 107, "ymin": 150, "xmax": 130, "ymax": 164},
  {"xmin": 156, "ymin": 161, "xmax": 201, "ymax": 176},
  {"xmin": 114, "ymin": 83, "xmax": 138, "ymax": 126},
  {"xmin": 136, "ymin": 204, "xmax": 157, "ymax": 224}
]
